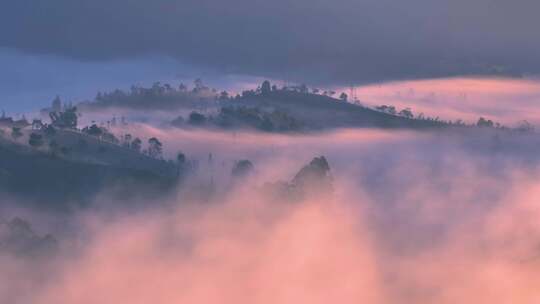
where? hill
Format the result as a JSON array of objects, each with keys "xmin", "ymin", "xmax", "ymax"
[
  {"xmin": 172, "ymin": 90, "xmax": 448, "ymax": 132},
  {"xmin": 223, "ymin": 90, "xmax": 447, "ymax": 130},
  {"xmin": 0, "ymin": 126, "xmax": 179, "ymax": 209}
]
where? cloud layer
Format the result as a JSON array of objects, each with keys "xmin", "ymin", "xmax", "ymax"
[{"xmin": 2, "ymin": 0, "xmax": 540, "ymax": 83}]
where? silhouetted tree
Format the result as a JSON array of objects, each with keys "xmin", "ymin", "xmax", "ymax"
[
  {"xmin": 28, "ymin": 133, "xmax": 44, "ymax": 148},
  {"xmin": 291, "ymin": 156, "xmax": 333, "ymax": 194},
  {"xmin": 101, "ymin": 131, "xmax": 119, "ymax": 144},
  {"xmin": 376, "ymin": 105, "xmax": 397, "ymax": 115},
  {"xmin": 189, "ymin": 112, "xmax": 206, "ymax": 125},
  {"xmin": 219, "ymin": 91, "xmax": 230, "ymax": 100},
  {"xmin": 50, "ymin": 106, "xmax": 78, "ymax": 129},
  {"xmin": 131, "ymin": 138, "xmax": 142, "ymax": 152},
  {"xmin": 232, "ymin": 160, "xmax": 254, "ymax": 177},
  {"xmin": 178, "ymin": 83, "xmax": 187, "ymax": 92},
  {"xmin": 477, "ymin": 117, "xmax": 494, "ymax": 128},
  {"xmin": 122, "ymin": 134, "xmax": 132, "ymax": 148},
  {"xmin": 148, "ymin": 137, "xmax": 163, "ymax": 158},
  {"xmin": 261, "ymin": 80, "xmax": 272, "ymax": 96},
  {"xmin": 31, "ymin": 119, "xmax": 43, "ymax": 130},
  {"xmin": 164, "ymin": 83, "xmax": 173, "ymax": 93},
  {"xmin": 399, "ymin": 108, "xmax": 414, "ymax": 119},
  {"xmin": 177, "ymin": 152, "xmax": 186, "ymax": 165},
  {"xmin": 171, "ymin": 116, "xmax": 185, "ymax": 127},
  {"xmin": 11, "ymin": 127, "xmax": 22, "ymax": 141},
  {"xmin": 339, "ymin": 92, "xmax": 348, "ymax": 101},
  {"xmin": 193, "ymin": 78, "xmax": 207, "ymax": 93},
  {"xmin": 82, "ymin": 124, "xmax": 103, "ymax": 137},
  {"xmin": 176, "ymin": 151, "xmax": 187, "ymax": 177}
]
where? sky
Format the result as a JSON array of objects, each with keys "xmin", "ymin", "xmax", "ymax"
[
  {"xmin": 0, "ymin": 48, "xmax": 265, "ymax": 113},
  {"xmin": 1, "ymin": 0, "xmax": 540, "ymax": 116}
]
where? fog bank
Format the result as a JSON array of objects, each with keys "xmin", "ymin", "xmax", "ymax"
[{"xmin": 2, "ymin": 127, "xmax": 540, "ymax": 303}]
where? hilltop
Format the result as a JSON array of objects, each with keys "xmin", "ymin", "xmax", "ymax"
[{"xmin": 219, "ymin": 89, "xmax": 446, "ymax": 130}]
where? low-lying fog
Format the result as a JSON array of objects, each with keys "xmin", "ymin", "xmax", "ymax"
[
  {"xmin": 3, "ymin": 122, "xmax": 540, "ymax": 303},
  {"xmin": 355, "ymin": 77, "xmax": 540, "ymax": 126}
]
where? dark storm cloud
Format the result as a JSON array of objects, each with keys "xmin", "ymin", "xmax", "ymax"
[{"xmin": 1, "ymin": 0, "xmax": 540, "ymax": 84}]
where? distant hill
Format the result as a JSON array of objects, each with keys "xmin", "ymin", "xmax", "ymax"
[
  {"xmin": 223, "ymin": 90, "xmax": 447, "ymax": 130},
  {"xmin": 64, "ymin": 79, "xmax": 525, "ymax": 131},
  {"xmin": 0, "ymin": 140, "xmax": 177, "ymax": 209},
  {"xmin": 0, "ymin": 129, "xmax": 179, "ymax": 209},
  {"xmin": 170, "ymin": 90, "xmax": 449, "ymax": 132},
  {"xmin": 74, "ymin": 81, "xmax": 446, "ymax": 130}
]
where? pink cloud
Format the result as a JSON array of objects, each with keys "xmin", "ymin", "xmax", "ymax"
[{"xmin": 354, "ymin": 77, "xmax": 540, "ymax": 126}]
